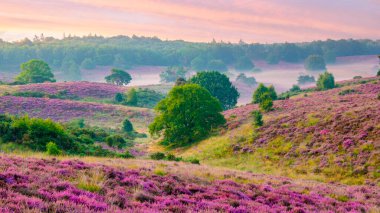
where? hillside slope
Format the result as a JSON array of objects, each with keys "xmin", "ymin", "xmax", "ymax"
[
  {"xmin": 0, "ymin": 154, "xmax": 378, "ymax": 212},
  {"xmin": 179, "ymin": 77, "xmax": 380, "ymax": 185}
]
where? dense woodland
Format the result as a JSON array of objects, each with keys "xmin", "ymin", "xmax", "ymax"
[{"xmin": 0, "ymin": 35, "xmax": 379, "ymax": 72}]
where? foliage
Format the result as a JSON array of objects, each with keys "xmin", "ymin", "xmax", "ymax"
[
  {"xmin": 290, "ymin": 85, "xmax": 301, "ymax": 92},
  {"xmin": 189, "ymin": 71, "xmax": 239, "ymax": 110},
  {"xmin": 259, "ymin": 93, "xmax": 274, "ymax": 112},
  {"xmin": 339, "ymin": 89, "xmax": 359, "ymax": 96},
  {"xmin": 235, "ymin": 56, "xmax": 254, "ymax": 70},
  {"xmin": 117, "ymin": 150, "xmax": 135, "ymax": 158},
  {"xmin": 125, "ymin": 88, "xmax": 138, "ymax": 105},
  {"xmin": 0, "ymin": 37, "xmax": 379, "ymax": 73},
  {"xmin": 105, "ymin": 135, "xmax": 132, "ymax": 149},
  {"xmin": 46, "ymin": 141, "xmax": 62, "ymax": 156},
  {"xmin": 252, "ymin": 83, "xmax": 277, "ymax": 104},
  {"xmin": 297, "ymin": 75, "xmax": 316, "ymax": 85},
  {"xmin": 207, "ymin": 59, "xmax": 227, "ymax": 72},
  {"xmin": 122, "ymin": 119, "xmax": 133, "ymax": 132},
  {"xmin": 0, "ymin": 114, "xmax": 125, "ymax": 157},
  {"xmin": 252, "ymin": 110, "xmax": 263, "ymax": 127},
  {"xmin": 150, "ymin": 152, "xmax": 166, "ymax": 160},
  {"xmin": 114, "ymin": 93, "xmax": 124, "ymax": 103},
  {"xmin": 159, "ymin": 66, "xmax": 187, "ymax": 83},
  {"xmin": 174, "ymin": 77, "xmax": 186, "ymax": 86},
  {"xmin": 149, "ymin": 84, "xmax": 226, "ymax": 148},
  {"xmin": 236, "ymin": 73, "xmax": 257, "ymax": 85},
  {"xmin": 317, "ymin": 72, "xmax": 335, "ymax": 90},
  {"xmin": 15, "ymin": 59, "xmax": 55, "ymax": 83},
  {"xmin": 304, "ymin": 55, "xmax": 327, "ymax": 71},
  {"xmin": 105, "ymin": 68, "xmax": 132, "ymax": 86}
]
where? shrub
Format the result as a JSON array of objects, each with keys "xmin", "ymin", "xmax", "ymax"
[
  {"xmin": 252, "ymin": 83, "xmax": 277, "ymax": 103},
  {"xmin": 122, "ymin": 119, "xmax": 134, "ymax": 132},
  {"xmin": 290, "ymin": 85, "xmax": 301, "ymax": 92},
  {"xmin": 46, "ymin": 142, "xmax": 62, "ymax": 156},
  {"xmin": 114, "ymin": 93, "xmax": 124, "ymax": 103},
  {"xmin": 166, "ymin": 153, "xmax": 182, "ymax": 161},
  {"xmin": 353, "ymin": 76, "xmax": 362, "ymax": 79},
  {"xmin": 150, "ymin": 152, "xmax": 166, "ymax": 160},
  {"xmin": 105, "ymin": 135, "xmax": 127, "ymax": 149},
  {"xmin": 252, "ymin": 110, "xmax": 263, "ymax": 127},
  {"xmin": 160, "ymin": 66, "xmax": 187, "ymax": 83},
  {"xmin": 317, "ymin": 72, "xmax": 335, "ymax": 90},
  {"xmin": 377, "ymin": 70, "xmax": 380, "ymax": 77},
  {"xmin": 259, "ymin": 93, "xmax": 274, "ymax": 112},
  {"xmin": 125, "ymin": 88, "xmax": 138, "ymax": 106},
  {"xmin": 118, "ymin": 150, "xmax": 134, "ymax": 159},
  {"xmin": 236, "ymin": 73, "xmax": 257, "ymax": 85},
  {"xmin": 339, "ymin": 89, "xmax": 358, "ymax": 96},
  {"xmin": 186, "ymin": 158, "xmax": 200, "ymax": 165}
]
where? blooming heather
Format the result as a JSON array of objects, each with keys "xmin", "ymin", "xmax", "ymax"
[{"xmin": 0, "ymin": 155, "xmax": 377, "ymax": 212}]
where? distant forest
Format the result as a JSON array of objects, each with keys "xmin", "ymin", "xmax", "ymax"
[{"xmin": 0, "ymin": 35, "xmax": 379, "ymax": 72}]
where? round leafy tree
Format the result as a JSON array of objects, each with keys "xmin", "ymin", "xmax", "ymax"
[
  {"xmin": 16, "ymin": 59, "xmax": 55, "ymax": 83},
  {"xmin": 207, "ymin": 59, "xmax": 227, "ymax": 72},
  {"xmin": 149, "ymin": 84, "xmax": 226, "ymax": 148},
  {"xmin": 235, "ymin": 56, "xmax": 254, "ymax": 70},
  {"xmin": 317, "ymin": 72, "xmax": 335, "ymax": 90},
  {"xmin": 304, "ymin": 55, "xmax": 326, "ymax": 71},
  {"xmin": 189, "ymin": 71, "xmax": 239, "ymax": 110},
  {"xmin": 105, "ymin": 68, "xmax": 132, "ymax": 86}
]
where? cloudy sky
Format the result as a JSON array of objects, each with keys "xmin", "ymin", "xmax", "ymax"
[{"xmin": 0, "ymin": 0, "xmax": 379, "ymax": 43}]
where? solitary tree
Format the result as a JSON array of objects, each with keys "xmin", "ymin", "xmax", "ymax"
[
  {"xmin": 252, "ymin": 110, "xmax": 263, "ymax": 127},
  {"xmin": 317, "ymin": 72, "xmax": 335, "ymax": 90},
  {"xmin": 189, "ymin": 71, "xmax": 239, "ymax": 110},
  {"xmin": 149, "ymin": 84, "xmax": 225, "ymax": 148},
  {"xmin": 105, "ymin": 68, "xmax": 132, "ymax": 86},
  {"xmin": 122, "ymin": 119, "xmax": 134, "ymax": 132},
  {"xmin": 304, "ymin": 55, "xmax": 326, "ymax": 71},
  {"xmin": 16, "ymin": 59, "xmax": 55, "ymax": 83}
]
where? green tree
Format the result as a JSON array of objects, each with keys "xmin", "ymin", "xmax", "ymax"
[
  {"xmin": 62, "ymin": 60, "xmax": 81, "ymax": 81},
  {"xmin": 149, "ymin": 84, "xmax": 225, "ymax": 148},
  {"xmin": 290, "ymin": 85, "xmax": 301, "ymax": 92},
  {"xmin": 15, "ymin": 59, "xmax": 55, "ymax": 83},
  {"xmin": 259, "ymin": 93, "xmax": 274, "ymax": 112},
  {"xmin": 317, "ymin": 72, "xmax": 335, "ymax": 90},
  {"xmin": 235, "ymin": 56, "xmax": 254, "ymax": 70},
  {"xmin": 105, "ymin": 68, "xmax": 132, "ymax": 86},
  {"xmin": 236, "ymin": 73, "xmax": 257, "ymax": 85},
  {"xmin": 252, "ymin": 110, "xmax": 263, "ymax": 127},
  {"xmin": 252, "ymin": 83, "xmax": 268, "ymax": 104},
  {"xmin": 125, "ymin": 88, "xmax": 138, "ymax": 105},
  {"xmin": 304, "ymin": 55, "xmax": 326, "ymax": 71},
  {"xmin": 267, "ymin": 85, "xmax": 277, "ymax": 100},
  {"xmin": 189, "ymin": 71, "xmax": 239, "ymax": 110},
  {"xmin": 207, "ymin": 59, "xmax": 227, "ymax": 72},
  {"xmin": 297, "ymin": 75, "xmax": 315, "ymax": 85},
  {"xmin": 122, "ymin": 119, "xmax": 133, "ymax": 132},
  {"xmin": 175, "ymin": 77, "xmax": 187, "ymax": 86}
]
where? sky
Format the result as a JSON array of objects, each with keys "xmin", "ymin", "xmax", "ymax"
[{"xmin": 0, "ymin": 0, "xmax": 379, "ymax": 43}]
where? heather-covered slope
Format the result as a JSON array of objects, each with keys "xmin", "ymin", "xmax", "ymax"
[
  {"xmin": 0, "ymin": 154, "xmax": 378, "ymax": 212},
  {"xmin": 180, "ymin": 77, "xmax": 380, "ymax": 184},
  {"xmin": 0, "ymin": 96, "xmax": 153, "ymax": 129}
]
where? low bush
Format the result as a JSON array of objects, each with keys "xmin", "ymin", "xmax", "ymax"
[
  {"xmin": 252, "ymin": 110, "xmax": 263, "ymax": 127},
  {"xmin": 150, "ymin": 152, "xmax": 166, "ymax": 160},
  {"xmin": 46, "ymin": 141, "xmax": 62, "ymax": 156}
]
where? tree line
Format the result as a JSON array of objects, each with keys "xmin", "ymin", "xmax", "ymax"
[{"xmin": 0, "ymin": 35, "xmax": 379, "ymax": 73}]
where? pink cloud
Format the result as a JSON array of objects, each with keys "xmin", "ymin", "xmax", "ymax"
[{"xmin": 0, "ymin": 0, "xmax": 379, "ymax": 42}]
